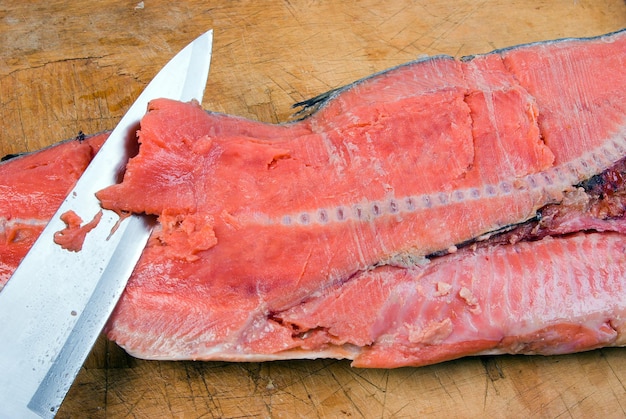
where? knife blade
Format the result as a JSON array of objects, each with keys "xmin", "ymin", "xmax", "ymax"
[{"xmin": 0, "ymin": 30, "xmax": 213, "ymax": 418}]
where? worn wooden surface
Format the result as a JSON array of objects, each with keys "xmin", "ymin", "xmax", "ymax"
[{"xmin": 1, "ymin": 1, "xmax": 625, "ymax": 417}]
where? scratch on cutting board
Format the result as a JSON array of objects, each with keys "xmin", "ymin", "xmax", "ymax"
[
  {"xmin": 481, "ymin": 357, "xmax": 505, "ymax": 409},
  {"xmin": 433, "ymin": 370, "xmax": 454, "ymax": 400},
  {"xmin": 563, "ymin": 392, "xmax": 594, "ymax": 415},
  {"xmin": 600, "ymin": 350, "xmax": 626, "ymax": 416},
  {"xmin": 298, "ymin": 379, "xmax": 324, "ymax": 418},
  {"xmin": 549, "ymin": 389, "xmax": 594, "ymax": 418},
  {"xmin": 538, "ymin": 382, "xmax": 579, "ymax": 416},
  {"xmin": 602, "ymin": 350, "xmax": 626, "ymax": 393},
  {"xmin": 427, "ymin": 1, "xmax": 489, "ymax": 53},
  {"xmin": 481, "ymin": 357, "xmax": 505, "ymax": 382},
  {"xmin": 328, "ymin": 366, "xmax": 368, "ymax": 418},
  {"xmin": 351, "ymin": 368, "xmax": 388, "ymax": 393},
  {"xmin": 381, "ymin": 369, "xmax": 390, "ymax": 418},
  {"xmin": 3, "ymin": 55, "xmax": 112, "ymax": 78}
]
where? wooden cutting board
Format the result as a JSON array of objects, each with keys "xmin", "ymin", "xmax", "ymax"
[{"xmin": 1, "ymin": 1, "xmax": 625, "ymax": 417}]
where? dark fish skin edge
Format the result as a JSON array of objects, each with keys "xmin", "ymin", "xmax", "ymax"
[
  {"xmin": 0, "ymin": 131, "xmax": 104, "ymax": 165},
  {"xmin": 292, "ymin": 28, "xmax": 626, "ymax": 120},
  {"xmin": 0, "ymin": 153, "xmax": 23, "ymax": 162}
]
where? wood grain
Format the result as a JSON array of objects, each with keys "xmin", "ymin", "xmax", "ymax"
[{"xmin": 1, "ymin": 0, "xmax": 625, "ymax": 417}]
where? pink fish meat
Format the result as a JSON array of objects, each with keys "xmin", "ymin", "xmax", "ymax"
[{"xmin": 2, "ymin": 30, "xmax": 626, "ymax": 367}]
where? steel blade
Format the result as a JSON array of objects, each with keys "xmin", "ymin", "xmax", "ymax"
[{"xmin": 0, "ymin": 30, "xmax": 213, "ymax": 418}]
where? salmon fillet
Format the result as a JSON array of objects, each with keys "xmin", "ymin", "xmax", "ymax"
[
  {"xmin": 2, "ymin": 30, "xmax": 626, "ymax": 367},
  {"xmin": 0, "ymin": 135, "xmax": 106, "ymax": 287}
]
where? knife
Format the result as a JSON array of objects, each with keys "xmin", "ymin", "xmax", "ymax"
[{"xmin": 0, "ymin": 30, "xmax": 213, "ymax": 418}]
